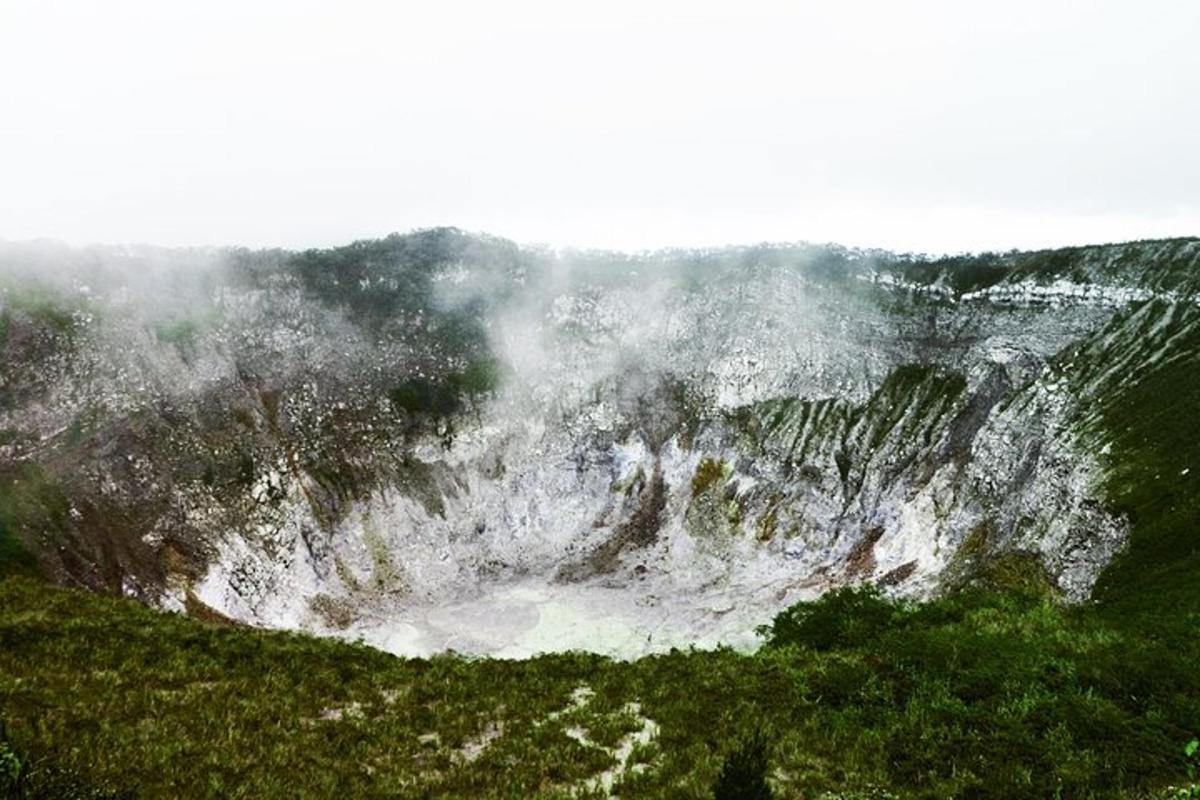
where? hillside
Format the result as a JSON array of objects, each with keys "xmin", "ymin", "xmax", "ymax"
[
  {"xmin": 1, "ymin": 232, "xmax": 1199, "ymax": 797},
  {"xmin": 1, "ymin": 576, "xmax": 1198, "ymax": 799}
]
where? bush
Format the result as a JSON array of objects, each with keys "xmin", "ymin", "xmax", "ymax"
[
  {"xmin": 1174, "ymin": 738, "xmax": 1200, "ymax": 799},
  {"xmin": 712, "ymin": 729, "xmax": 773, "ymax": 800},
  {"xmin": 757, "ymin": 586, "xmax": 904, "ymax": 651},
  {"xmin": 0, "ymin": 737, "xmax": 21, "ymax": 795},
  {"xmin": 389, "ymin": 378, "xmax": 462, "ymax": 417},
  {"xmin": 449, "ymin": 356, "xmax": 502, "ymax": 397}
]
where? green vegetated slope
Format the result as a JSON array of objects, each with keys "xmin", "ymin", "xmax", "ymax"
[
  {"xmin": 1, "ymin": 581, "xmax": 1198, "ymax": 798},
  {"xmin": 1073, "ymin": 302, "xmax": 1200, "ymax": 628},
  {"xmin": 3, "ymin": 243, "xmax": 1200, "ymax": 798},
  {"xmin": 888, "ymin": 237, "xmax": 1200, "ymax": 294}
]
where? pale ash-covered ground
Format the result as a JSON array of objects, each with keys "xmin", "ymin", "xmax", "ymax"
[
  {"xmin": 195, "ymin": 264, "xmax": 1130, "ymax": 658},
  {"xmin": 7, "ymin": 237, "xmax": 1195, "ymax": 659}
]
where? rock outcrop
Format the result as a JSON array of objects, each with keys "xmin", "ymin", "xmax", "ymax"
[{"xmin": 2, "ymin": 231, "xmax": 1197, "ymax": 656}]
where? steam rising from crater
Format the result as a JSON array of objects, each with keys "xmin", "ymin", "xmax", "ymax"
[{"xmin": 2, "ymin": 233, "xmax": 1171, "ymax": 657}]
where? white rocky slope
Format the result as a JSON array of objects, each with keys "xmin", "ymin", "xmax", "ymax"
[
  {"xmin": 4, "ymin": 234, "xmax": 1197, "ymax": 658},
  {"xmin": 187, "ymin": 257, "xmax": 1130, "ymax": 657}
]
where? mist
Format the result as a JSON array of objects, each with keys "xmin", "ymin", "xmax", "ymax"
[{"xmin": 2, "ymin": 1, "xmax": 1198, "ymax": 254}]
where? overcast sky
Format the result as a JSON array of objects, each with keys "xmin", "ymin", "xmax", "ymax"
[{"xmin": 1, "ymin": 0, "xmax": 1197, "ymax": 254}]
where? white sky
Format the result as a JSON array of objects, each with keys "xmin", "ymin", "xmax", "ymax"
[{"xmin": 1, "ymin": 0, "xmax": 1198, "ymax": 254}]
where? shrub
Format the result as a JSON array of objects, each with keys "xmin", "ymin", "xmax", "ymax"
[
  {"xmin": 1174, "ymin": 738, "xmax": 1200, "ymax": 799},
  {"xmin": 389, "ymin": 378, "xmax": 461, "ymax": 417},
  {"xmin": 449, "ymin": 356, "xmax": 502, "ymax": 397},
  {"xmin": 0, "ymin": 736, "xmax": 21, "ymax": 795},
  {"xmin": 692, "ymin": 457, "xmax": 728, "ymax": 498},
  {"xmin": 712, "ymin": 729, "xmax": 773, "ymax": 800},
  {"xmin": 757, "ymin": 586, "xmax": 903, "ymax": 651}
]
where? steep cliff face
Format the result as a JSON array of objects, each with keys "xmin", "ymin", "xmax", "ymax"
[{"xmin": 2, "ymin": 232, "xmax": 1197, "ymax": 657}]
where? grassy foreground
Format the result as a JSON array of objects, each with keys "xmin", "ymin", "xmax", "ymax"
[{"xmin": 1, "ymin": 576, "xmax": 1198, "ymax": 799}]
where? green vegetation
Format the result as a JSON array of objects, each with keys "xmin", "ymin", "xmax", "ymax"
[
  {"xmin": 1172, "ymin": 739, "xmax": 1200, "ymax": 799},
  {"xmin": 0, "ymin": 287, "xmax": 79, "ymax": 337},
  {"xmin": 0, "ymin": 285, "xmax": 87, "ymax": 412},
  {"xmin": 1, "ymin": 723, "xmax": 126, "ymax": 799},
  {"xmin": 450, "ymin": 355, "xmax": 504, "ymax": 397},
  {"xmin": 1, "ymin": 577, "xmax": 1198, "ymax": 798},
  {"xmin": 0, "ymin": 464, "xmax": 67, "ymax": 578},
  {"xmin": 712, "ymin": 729, "xmax": 773, "ymax": 800},
  {"xmin": 757, "ymin": 586, "xmax": 898, "ymax": 651},
  {"xmin": 152, "ymin": 318, "xmax": 201, "ymax": 347},
  {"xmin": 0, "ymin": 281, "xmax": 98, "ymax": 416},
  {"xmin": 895, "ymin": 251, "xmax": 1011, "ymax": 293},
  {"xmin": 692, "ymin": 457, "xmax": 729, "ymax": 498},
  {"xmin": 0, "ymin": 532, "xmax": 37, "ymax": 580},
  {"xmin": 888, "ymin": 238, "xmax": 1200, "ymax": 296},
  {"xmin": 389, "ymin": 357, "xmax": 505, "ymax": 422},
  {"xmin": 1084, "ymin": 306, "xmax": 1200, "ymax": 628},
  {"xmin": 388, "ymin": 376, "xmax": 464, "ymax": 418},
  {"xmin": 283, "ymin": 228, "xmax": 519, "ymax": 355},
  {"xmin": 856, "ymin": 364, "xmax": 965, "ymax": 453},
  {"xmin": 151, "ymin": 310, "xmax": 222, "ymax": 361},
  {"xmin": 725, "ymin": 364, "xmax": 965, "ymax": 499}
]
